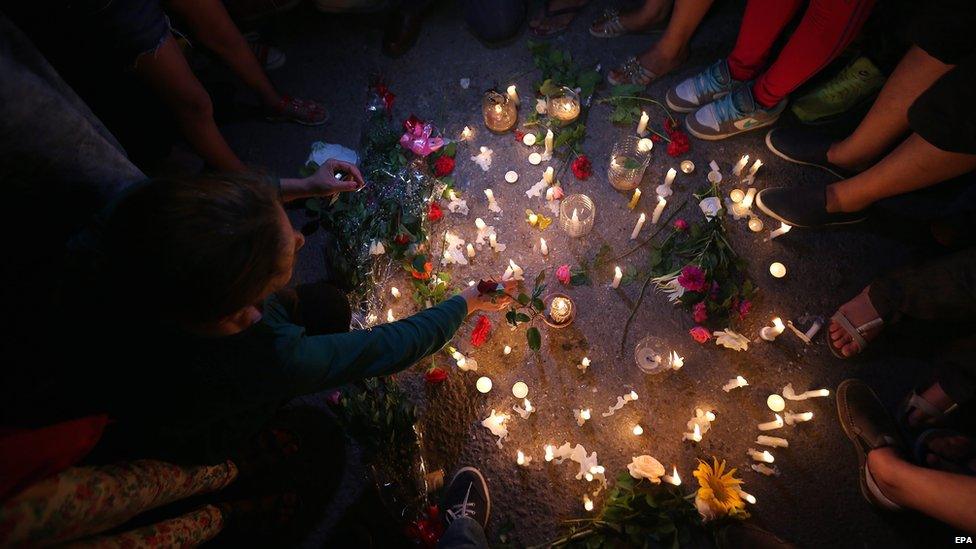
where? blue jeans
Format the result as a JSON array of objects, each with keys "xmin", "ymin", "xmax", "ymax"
[{"xmin": 437, "ymin": 517, "xmax": 489, "ymax": 549}]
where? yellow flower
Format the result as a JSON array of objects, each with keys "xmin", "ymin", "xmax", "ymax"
[{"xmin": 693, "ymin": 457, "xmax": 744, "ymax": 521}]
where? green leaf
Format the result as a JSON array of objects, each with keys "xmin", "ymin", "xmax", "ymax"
[
  {"xmin": 534, "ymin": 270, "xmax": 546, "ymax": 288},
  {"xmin": 526, "ymin": 327, "xmax": 542, "ymax": 351},
  {"xmin": 515, "ymin": 313, "xmax": 531, "ymax": 323},
  {"xmin": 539, "ymin": 79, "xmax": 563, "ymax": 97},
  {"xmin": 517, "ymin": 293, "xmax": 530, "ymax": 305},
  {"xmin": 577, "ymin": 70, "xmax": 602, "ymax": 97},
  {"xmin": 506, "ymin": 310, "xmax": 517, "ymax": 325},
  {"xmin": 531, "ymin": 298, "xmax": 545, "ymax": 312},
  {"xmin": 442, "ymin": 142, "xmax": 457, "ymax": 158}
]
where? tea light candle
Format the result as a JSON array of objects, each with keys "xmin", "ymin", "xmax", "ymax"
[
  {"xmin": 768, "ymin": 222, "xmax": 792, "ymax": 240},
  {"xmin": 707, "ymin": 170, "xmax": 723, "ymax": 184},
  {"xmin": 664, "ymin": 466, "xmax": 681, "ymax": 486},
  {"xmin": 630, "ymin": 213, "xmax": 647, "ymax": 239},
  {"xmin": 741, "ymin": 188, "xmax": 757, "ymax": 210},
  {"xmin": 733, "ymin": 154, "xmax": 750, "ymax": 176},
  {"xmin": 730, "ymin": 189, "xmax": 745, "ymax": 203},
  {"xmin": 756, "ymin": 435, "xmax": 789, "ymax": 448},
  {"xmin": 461, "ymin": 126, "xmax": 474, "ymax": 141},
  {"xmin": 391, "ymin": 287, "xmax": 401, "ymax": 299},
  {"xmin": 760, "ymin": 317, "xmax": 786, "ymax": 341},
  {"xmin": 466, "ymin": 243, "xmax": 476, "ymax": 258},
  {"xmin": 476, "ymin": 376, "xmax": 493, "ymax": 394},
  {"xmin": 506, "ymin": 84, "xmax": 519, "ymax": 106},
  {"xmin": 543, "ymin": 166, "xmax": 554, "ymax": 185},
  {"xmin": 722, "ymin": 375, "xmax": 749, "ymax": 392},
  {"xmin": 387, "ymin": 309, "xmax": 395, "ymax": 322},
  {"xmin": 512, "ymin": 381, "xmax": 529, "ymax": 399},
  {"xmin": 544, "ymin": 129, "xmax": 554, "ymax": 157},
  {"xmin": 627, "ymin": 188, "xmax": 642, "ymax": 210},
  {"xmin": 758, "ymin": 413, "xmax": 784, "ymax": 431},
  {"xmin": 528, "ymin": 153, "xmax": 542, "ymax": 165},
  {"xmin": 550, "ymin": 296, "xmax": 573, "ymax": 324},
  {"xmin": 611, "ymin": 266, "xmax": 622, "ymax": 288},
  {"xmin": 516, "ymin": 450, "xmax": 531, "ymax": 466},
  {"xmin": 637, "ymin": 138, "xmax": 654, "ymax": 153},
  {"xmin": 748, "ymin": 217, "xmax": 764, "ymax": 232},
  {"xmin": 539, "ymin": 238, "xmax": 548, "ymax": 257},
  {"xmin": 680, "ymin": 160, "xmax": 695, "ymax": 174},
  {"xmin": 636, "ymin": 111, "xmax": 649, "ymax": 136},
  {"xmin": 632, "ymin": 424, "xmax": 644, "ymax": 436},
  {"xmin": 522, "ymin": 133, "xmax": 537, "ymax": 147},
  {"xmin": 503, "ymin": 345, "xmax": 512, "ymax": 355},
  {"xmin": 583, "ymin": 495, "xmax": 594, "ymax": 512},
  {"xmin": 769, "ymin": 262, "xmax": 787, "ymax": 278},
  {"xmin": 785, "ymin": 411, "xmax": 814, "ymax": 425},
  {"xmin": 651, "ymin": 196, "xmax": 667, "ymax": 224},
  {"xmin": 747, "ymin": 448, "xmax": 775, "ymax": 463}
]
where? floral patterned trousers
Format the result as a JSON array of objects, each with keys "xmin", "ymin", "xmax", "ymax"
[{"xmin": 0, "ymin": 459, "xmax": 237, "ymax": 547}]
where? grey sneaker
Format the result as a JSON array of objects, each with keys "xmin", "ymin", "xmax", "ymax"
[
  {"xmin": 665, "ymin": 59, "xmax": 738, "ymax": 113},
  {"xmin": 685, "ymin": 85, "xmax": 787, "ymax": 141}
]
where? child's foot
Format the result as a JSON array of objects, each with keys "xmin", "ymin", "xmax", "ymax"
[
  {"xmin": 268, "ymin": 96, "xmax": 329, "ymax": 126},
  {"xmin": 665, "ymin": 59, "xmax": 737, "ymax": 113},
  {"xmin": 441, "ymin": 466, "xmax": 490, "ymax": 530},
  {"xmin": 684, "ymin": 85, "xmax": 786, "ymax": 141}
]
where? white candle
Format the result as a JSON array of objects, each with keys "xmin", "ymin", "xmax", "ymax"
[
  {"xmin": 663, "ymin": 466, "xmax": 681, "ymax": 486},
  {"xmin": 630, "ymin": 213, "xmax": 646, "ymax": 240},
  {"xmin": 637, "ymin": 138, "xmax": 654, "ymax": 152},
  {"xmin": 756, "ymin": 435, "xmax": 789, "ymax": 448},
  {"xmin": 544, "ymin": 444, "xmax": 555, "ymax": 462},
  {"xmin": 651, "ymin": 196, "xmax": 667, "ymax": 224},
  {"xmin": 489, "ymin": 233, "xmax": 498, "ymax": 251},
  {"xmin": 747, "ymin": 159, "xmax": 763, "ymax": 176},
  {"xmin": 747, "ymin": 448, "xmax": 775, "ymax": 463},
  {"xmin": 804, "ymin": 389, "xmax": 830, "ymax": 399},
  {"xmin": 544, "ymin": 129, "xmax": 554, "ymax": 156},
  {"xmin": 475, "ymin": 217, "xmax": 487, "ymax": 230},
  {"xmin": 760, "ymin": 317, "xmax": 786, "ymax": 341},
  {"xmin": 730, "ymin": 189, "xmax": 745, "ymax": 203},
  {"xmin": 506, "ymin": 84, "xmax": 519, "ymax": 106},
  {"xmin": 769, "ymin": 262, "xmax": 787, "ymax": 278},
  {"xmin": 636, "ymin": 111, "xmax": 649, "ymax": 136},
  {"xmin": 680, "ymin": 160, "xmax": 695, "ymax": 174},
  {"xmin": 683, "ymin": 423, "xmax": 702, "ymax": 442},
  {"xmin": 611, "ymin": 266, "xmax": 622, "ymax": 288},
  {"xmin": 543, "ymin": 166, "xmax": 554, "ymax": 185},
  {"xmin": 583, "ymin": 495, "xmax": 594, "ymax": 512},
  {"xmin": 574, "ymin": 408, "xmax": 591, "ymax": 426},
  {"xmin": 503, "ymin": 345, "xmax": 512, "ymax": 355},
  {"xmin": 528, "ymin": 152, "xmax": 542, "ymax": 165},
  {"xmin": 516, "ymin": 449, "xmax": 531, "ymax": 466},
  {"xmin": 484, "ymin": 188, "xmax": 495, "ymax": 202},
  {"xmin": 579, "ymin": 356, "xmax": 590, "ymax": 371},
  {"xmin": 767, "ymin": 394, "xmax": 786, "ymax": 412},
  {"xmin": 741, "ymin": 188, "xmax": 757, "ymax": 210},
  {"xmin": 522, "ymin": 133, "xmax": 536, "ymax": 147},
  {"xmin": 540, "ymin": 238, "xmax": 549, "ymax": 257},
  {"xmin": 707, "ymin": 170, "xmax": 723, "ymax": 185},
  {"xmin": 461, "ymin": 126, "xmax": 473, "ymax": 141},
  {"xmin": 758, "ymin": 414, "xmax": 784, "ymax": 431},
  {"xmin": 466, "ymin": 243, "xmax": 475, "ymax": 258},
  {"xmin": 739, "ymin": 489, "xmax": 757, "ymax": 505},
  {"xmin": 665, "ymin": 168, "xmax": 677, "ymax": 187},
  {"xmin": 476, "ymin": 376, "xmax": 493, "ymax": 393},
  {"xmin": 632, "ymin": 424, "xmax": 644, "ymax": 436},
  {"xmin": 391, "ymin": 287, "xmax": 401, "ymax": 299},
  {"xmin": 709, "ymin": 160, "xmax": 720, "ymax": 173},
  {"xmin": 627, "ymin": 188, "xmax": 641, "ymax": 210},
  {"xmin": 512, "ymin": 381, "xmax": 529, "ymax": 399},
  {"xmin": 722, "ymin": 375, "xmax": 749, "ymax": 392},
  {"xmin": 768, "ymin": 222, "xmax": 792, "ymax": 240},
  {"xmin": 387, "ymin": 309, "xmax": 395, "ymax": 322},
  {"xmin": 528, "ymin": 213, "xmax": 539, "ymax": 226},
  {"xmin": 733, "ymin": 154, "xmax": 750, "ymax": 176},
  {"xmin": 748, "ymin": 217, "xmax": 764, "ymax": 232},
  {"xmin": 785, "ymin": 411, "xmax": 814, "ymax": 425}
]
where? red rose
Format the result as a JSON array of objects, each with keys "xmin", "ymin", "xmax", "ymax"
[
  {"xmin": 470, "ymin": 315, "xmax": 491, "ymax": 347},
  {"xmin": 425, "ymin": 367, "xmax": 448, "ymax": 383},
  {"xmin": 689, "ymin": 326, "xmax": 711, "ymax": 344},
  {"xmin": 411, "ymin": 262, "xmax": 433, "ymax": 280},
  {"xmin": 515, "ymin": 130, "xmax": 525, "ymax": 142},
  {"xmin": 428, "ymin": 201, "xmax": 443, "ymax": 222},
  {"xmin": 394, "ymin": 233, "xmax": 411, "ymax": 245},
  {"xmin": 673, "ymin": 219, "xmax": 689, "ymax": 231},
  {"xmin": 571, "ymin": 155, "xmax": 592, "ymax": 180},
  {"xmin": 692, "ymin": 301, "xmax": 708, "ymax": 323},
  {"xmin": 667, "ymin": 131, "xmax": 690, "ymax": 157},
  {"xmin": 433, "ymin": 155, "xmax": 455, "ymax": 177},
  {"xmin": 650, "ymin": 133, "xmax": 663, "ymax": 143},
  {"xmin": 477, "ymin": 279, "xmax": 501, "ymax": 295}
]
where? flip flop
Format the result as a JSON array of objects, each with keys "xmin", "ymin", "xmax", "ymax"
[
  {"xmin": 530, "ymin": 2, "xmax": 589, "ymax": 37},
  {"xmin": 914, "ymin": 428, "xmax": 976, "ymax": 474},
  {"xmin": 589, "ymin": 7, "xmax": 668, "ymax": 38},
  {"xmin": 829, "ymin": 308, "xmax": 882, "ymax": 359}
]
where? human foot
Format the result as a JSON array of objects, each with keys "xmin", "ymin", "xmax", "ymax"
[
  {"xmin": 530, "ymin": 0, "xmax": 589, "ymax": 37},
  {"xmin": 268, "ymin": 96, "xmax": 329, "ymax": 126},
  {"xmin": 607, "ymin": 46, "xmax": 688, "ymax": 86},
  {"xmin": 827, "ymin": 287, "xmax": 883, "ymax": 358},
  {"xmin": 589, "ymin": 6, "xmax": 668, "ymax": 38},
  {"xmin": 900, "ymin": 383, "xmax": 959, "ymax": 431},
  {"xmin": 916, "ymin": 430, "xmax": 976, "ymax": 474}
]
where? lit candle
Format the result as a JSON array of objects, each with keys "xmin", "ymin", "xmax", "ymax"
[
  {"xmin": 752, "ymin": 463, "xmax": 778, "ymax": 476},
  {"xmin": 747, "ymin": 159, "xmax": 763, "ymax": 176},
  {"xmin": 768, "ymin": 222, "xmax": 792, "ymax": 240},
  {"xmin": 730, "ymin": 189, "xmax": 745, "ymax": 203},
  {"xmin": 461, "ymin": 126, "xmax": 474, "ymax": 141},
  {"xmin": 739, "ymin": 489, "xmax": 757, "ymax": 505},
  {"xmin": 785, "ymin": 411, "xmax": 814, "ymax": 425},
  {"xmin": 549, "ymin": 296, "xmax": 572, "ymax": 324},
  {"xmin": 544, "ymin": 444, "xmax": 555, "ymax": 462},
  {"xmin": 506, "ymin": 84, "xmax": 519, "ymax": 106},
  {"xmin": 484, "ymin": 188, "xmax": 495, "ymax": 202},
  {"xmin": 512, "ymin": 381, "xmax": 529, "ymax": 399},
  {"xmin": 722, "ymin": 375, "xmax": 749, "ymax": 392},
  {"xmin": 476, "ymin": 376, "xmax": 493, "ymax": 394},
  {"xmin": 630, "ymin": 213, "xmax": 647, "ymax": 240},
  {"xmin": 637, "ymin": 138, "xmax": 654, "ymax": 153},
  {"xmin": 528, "ymin": 212, "xmax": 539, "ymax": 226},
  {"xmin": 391, "ymin": 287, "xmax": 401, "ymax": 299},
  {"xmin": 669, "ymin": 351, "xmax": 684, "ymax": 370},
  {"xmin": 528, "ymin": 152, "xmax": 542, "ymax": 165},
  {"xmin": 760, "ymin": 317, "xmax": 786, "ymax": 341},
  {"xmin": 489, "ymin": 233, "xmax": 498, "ymax": 251},
  {"xmin": 543, "ymin": 166, "xmax": 554, "ymax": 185},
  {"xmin": 748, "ymin": 217, "xmax": 764, "ymax": 232},
  {"xmin": 767, "ymin": 394, "xmax": 786, "ymax": 412},
  {"xmin": 627, "ymin": 188, "xmax": 642, "ymax": 210},
  {"xmin": 651, "ymin": 196, "xmax": 667, "ymax": 224},
  {"xmin": 636, "ymin": 111, "xmax": 649, "ymax": 136},
  {"xmin": 503, "ymin": 345, "xmax": 512, "ymax": 355},
  {"xmin": 611, "ymin": 266, "xmax": 622, "ymax": 288},
  {"xmin": 516, "ymin": 449, "xmax": 531, "ymax": 466},
  {"xmin": 741, "ymin": 188, "xmax": 757, "ymax": 210},
  {"xmin": 783, "ymin": 384, "xmax": 831, "ymax": 400},
  {"xmin": 747, "ymin": 448, "xmax": 775, "ymax": 463},
  {"xmin": 387, "ymin": 309, "xmax": 395, "ymax": 322},
  {"xmin": 475, "ymin": 217, "xmax": 487, "ymax": 231},
  {"xmin": 540, "ymin": 238, "xmax": 549, "ymax": 257},
  {"xmin": 583, "ymin": 495, "xmax": 594, "ymax": 512},
  {"xmin": 665, "ymin": 168, "xmax": 677, "ymax": 187},
  {"xmin": 769, "ymin": 262, "xmax": 787, "ymax": 278},
  {"xmin": 683, "ymin": 423, "xmax": 702, "ymax": 442},
  {"xmin": 756, "ymin": 435, "xmax": 789, "ymax": 448},
  {"xmin": 514, "ymin": 398, "xmax": 534, "ymax": 419},
  {"xmin": 466, "ymin": 243, "xmax": 475, "ymax": 258},
  {"xmin": 733, "ymin": 154, "xmax": 750, "ymax": 176},
  {"xmin": 570, "ymin": 208, "xmax": 581, "ymax": 234},
  {"xmin": 680, "ymin": 160, "xmax": 695, "ymax": 174},
  {"xmin": 758, "ymin": 414, "xmax": 784, "ymax": 431},
  {"xmin": 632, "ymin": 424, "xmax": 644, "ymax": 436},
  {"xmin": 578, "ymin": 356, "xmax": 590, "ymax": 371},
  {"xmin": 544, "ymin": 129, "xmax": 554, "ymax": 157},
  {"xmin": 574, "ymin": 408, "xmax": 591, "ymax": 426},
  {"xmin": 664, "ymin": 466, "xmax": 681, "ymax": 486}
]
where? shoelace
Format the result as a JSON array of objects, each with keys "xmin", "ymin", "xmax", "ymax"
[
  {"xmin": 819, "ymin": 68, "xmax": 872, "ymax": 102},
  {"xmin": 711, "ymin": 93, "xmax": 746, "ymax": 124},
  {"xmin": 692, "ymin": 61, "xmax": 727, "ymax": 102},
  {"xmin": 446, "ymin": 483, "xmax": 476, "ymax": 522}
]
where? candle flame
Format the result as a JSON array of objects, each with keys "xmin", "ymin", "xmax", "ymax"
[
  {"xmin": 772, "ymin": 317, "xmax": 785, "ymax": 330},
  {"xmin": 629, "ymin": 391, "xmax": 639, "ymax": 401},
  {"xmin": 705, "ymin": 410, "xmax": 716, "ymax": 422},
  {"xmin": 670, "ymin": 467, "xmax": 681, "ymax": 486},
  {"xmin": 391, "ymin": 287, "xmax": 400, "ymax": 298},
  {"xmin": 524, "ymin": 398, "xmax": 533, "ymax": 412},
  {"xmin": 517, "ymin": 450, "xmax": 525, "ymax": 465},
  {"xmin": 580, "ymin": 408, "xmax": 591, "ymax": 420},
  {"xmin": 386, "ymin": 309, "xmax": 395, "ymax": 322},
  {"xmin": 632, "ymin": 424, "xmax": 643, "ymax": 436},
  {"xmin": 583, "ymin": 495, "xmax": 594, "ymax": 511},
  {"xmin": 544, "ymin": 444, "xmax": 555, "ymax": 461}
]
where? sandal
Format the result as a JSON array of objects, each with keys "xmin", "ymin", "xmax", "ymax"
[
  {"xmin": 828, "ymin": 288, "xmax": 883, "ymax": 358},
  {"xmin": 268, "ymin": 95, "xmax": 329, "ymax": 126},
  {"xmin": 897, "ymin": 387, "xmax": 959, "ymax": 434},
  {"xmin": 914, "ymin": 429, "xmax": 976, "ymax": 474},
  {"xmin": 836, "ymin": 379, "xmax": 904, "ymax": 511},
  {"xmin": 607, "ymin": 56, "xmax": 658, "ymax": 87},
  {"xmin": 589, "ymin": 7, "xmax": 668, "ymax": 38},
  {"xmin": 529, "ymin": 0, "xmax": 589, "ymax": 37}
]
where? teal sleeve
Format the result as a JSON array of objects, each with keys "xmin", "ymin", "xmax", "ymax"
[{"xmin": 262, "ymin": 294, "xmax": 468, "ymax": 394}]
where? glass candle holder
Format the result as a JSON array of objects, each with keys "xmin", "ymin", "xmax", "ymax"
[
  {"xmin": 559, "ymin": 194, "xmax": 595, "ymax": 238},
  {"xmin": 608, "ymin": 135, "xmax": 652, "ymax": 191},
  {"xmin": 482, "ymin": 90, "xmax": 517, "ymax": 133},
  {"xmin": 543, "ymin": 293, "xmax": 575, "ymax": 328},
  {"xmin": 547, "ymin": 86, "xmax": 581, "ymax": 125}
]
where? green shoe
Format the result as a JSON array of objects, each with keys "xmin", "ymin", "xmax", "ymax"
[{"xmin": 791, "ymin": 56, "xmax": 885, "ymax": 125}]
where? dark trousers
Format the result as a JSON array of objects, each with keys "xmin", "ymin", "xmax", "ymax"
[
  {"xmin": 275, "ymin": 280, "xmax": 352, "ymax": 336},
  {"xmin": 869, "ymin": 248, "xmax": 976, "ymax": 404}
]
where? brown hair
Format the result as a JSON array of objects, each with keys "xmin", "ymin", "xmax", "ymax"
[{"xmin": 104, "ymin": 174, "xmax": 286, "ymax": 323}]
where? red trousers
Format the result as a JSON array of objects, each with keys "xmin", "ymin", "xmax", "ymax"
[{"xmin": 727, "ymin": 0, "xmax": 876, "ymax": 108}]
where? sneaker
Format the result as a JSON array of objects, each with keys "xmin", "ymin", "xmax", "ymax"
[
  {"xmin": 791, "ymin": 56, "xmax": 885, "ymax": 125},
  {"xmin": 441, "ymin": 467, "xmax": 490, "ymax": 530},
  {"xmin": 685, "ymin": 85, "xmax": 786, "ymax": 141},
  {"xmin": 765, "ymin": 127, "xmax": 853, "ymax": 178},
  {"xmin": 665, "ymin": 59, "xmax": 738, "ymax": 113},
  {"xmin": 756, "ymin": 186, "xmax": 867, "ymax": 228}
]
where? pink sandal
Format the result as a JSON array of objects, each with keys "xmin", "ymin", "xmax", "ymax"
[{"xmin": 268, "ymin": 95, "xmax": 329, "ymax": 126}]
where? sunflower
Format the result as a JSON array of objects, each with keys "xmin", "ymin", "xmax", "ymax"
[{"xmin": 693, "ymin": 457, "xmax": 745, "ymax": 521}]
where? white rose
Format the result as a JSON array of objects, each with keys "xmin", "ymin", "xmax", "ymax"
[
  {"xmin": 626, "ymin": 455, "xmax": 665, "ymax": 483},
  {"xmin": 699, "ymin": 197, "xmax": 721, "ymax": 219},
  {"xmin": 535, "ymin": 98, "xmax": 548, "ymax": 114}
]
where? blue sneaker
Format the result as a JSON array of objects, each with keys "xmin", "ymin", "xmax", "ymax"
[
  {"xmin": 685, "ymin": 85, "xmax": 787, "ymax": 141},
  {"xmin": 665, "ymin": 59, "xmax": 738, "ymax": 113}
]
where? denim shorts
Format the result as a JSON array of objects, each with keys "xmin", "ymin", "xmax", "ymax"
[{"xmin": 72, "ymin": 0, "xmax": 171, "ymax": 66}]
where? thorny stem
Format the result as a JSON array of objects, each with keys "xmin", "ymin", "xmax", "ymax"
[
  {"xmin": 596, "ymin": 95, "xmax": 677, "ymax": 123},
  {"xmin": 619, "ymin": 269, "xmax": 656, "ymax": 356}
]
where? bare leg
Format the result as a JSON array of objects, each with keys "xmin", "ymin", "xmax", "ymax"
[
  {"xmin": 826, "ymin": 133, "xmax": 976, "ymax": 212},
  {"xmin": 868, "ymin": 447, "xmax": 976, "ymax": 533},
  {"xmin": 637, "ymin": 0, "xmax": 713, "ymax": 74},
  {"xmin": 828, "ymin": 46, "xmax": 953, "ymax": 170},
  {"xmin": 617, "ymin": 0, "xmax": 674, "ymax": 30},
  {"xmin": 135, "ymin": 35, "xmax": 247, "ymax": 172},
  {"xmin": 166, "ymin": 0, "xmax": 282, "ymax": 109}
]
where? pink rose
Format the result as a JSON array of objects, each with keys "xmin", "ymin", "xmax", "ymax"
[
  {"xmin": 673, "ymin": 219, "xmax": 688, "ymax": 231},
  {"xmin": 677, "ymin": 265, "xmax": 707, "ymax": 293},
  {"xmin": 692, "ymin": 301, "xmax": 708, "ymax": 323},
  {"xmin": 556, "ymin": 264, "xmax": 571, "ymax": 285},
  {"xmin": 550, "ymin": 186, "xmax": 565, "ymax": 200},
  {"xmin": 689, "ymin": 326, "xmax": 711, "ymax": 344}
]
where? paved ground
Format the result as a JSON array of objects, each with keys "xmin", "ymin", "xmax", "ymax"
[{"xmin": 219, "ymin": 1, "xmax": 959, "ymax": 547}]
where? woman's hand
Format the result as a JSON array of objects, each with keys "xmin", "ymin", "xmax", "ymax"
[
  {"xmin": 460, "ymin": 279, "xmax": 519, "ymax": 314},
  {"xmin": 307, "ymin": 159, "xmax": 365, "ymax": 195}
]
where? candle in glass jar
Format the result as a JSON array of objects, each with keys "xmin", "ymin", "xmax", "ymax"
[
  {"xmin": 636, "ymin": 111, "xmax": 649, "ymax": 136},
  {"xmin": 550, "ymin": 296, "xmax": 573, "ymax": 324},
  {"xmin": 483, "ymin": 90, "xmax": 517, "ymax": 133},
  {"xmin": 651, "ymin": 196, "xmax": 667, "ymax": 224},
  {"xmin": 630, "ymin": 213, "xmax": 647, "ymax": 239},
  {"xmin": 627, "ymin": 188, "xmax": 642, "ymax": 210},
  {"xmin": 549, "ymin": 89, "xmax": 580, "ymax": 123},
  {"xmin": 611, "ymin": 266, "xmax": 622, "ymax": 288}
]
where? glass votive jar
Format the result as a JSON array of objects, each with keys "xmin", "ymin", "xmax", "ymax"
[
  {"xmin": 483, "ymin": 89, "xmax": 517, "ymax": 133},
  {"xmin": 547, "ymin": 86, "xmax": 581, "ymax": 125},
  {"xmin": 559, "ymin": 194, "xmax": 596, "ymax": 238},
  {"xmin": 608, "ymin": 135, "xmax": 652, "ymax": 191}
]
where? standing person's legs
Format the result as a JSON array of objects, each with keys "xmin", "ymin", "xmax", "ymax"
[
  {"xmin": 749, "ymin": 0, "xmax": 876, "ymax": 108},
  {"xmin": 461, "ymin": 0, "xmax": 526, "ymax": 44},
  {"xmin": 725, "ymin": 0, "xmax": 804, "ymax": 83}
]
